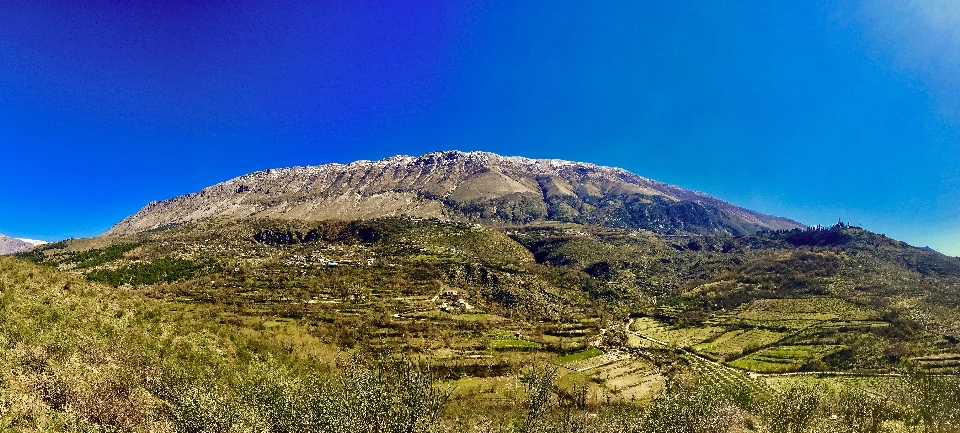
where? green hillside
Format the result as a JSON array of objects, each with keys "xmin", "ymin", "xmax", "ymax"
[{"xmin": 6, "ymin": 217, "xmax": 960, "ymax": 431}]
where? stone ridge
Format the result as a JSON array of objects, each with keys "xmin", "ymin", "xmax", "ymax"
[{"xmin": 106, "ymin": 150, "xmax": 805, "ymax": 236}]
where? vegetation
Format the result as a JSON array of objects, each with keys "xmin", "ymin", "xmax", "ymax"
[
  {"xmin": 4, "ymin": 217, "xmax": 960, "ymax": 430},
  {"xmin": 85, "ymin": 257, "xmax": 222, "ymax": 287},
  {"xmin": 559, "ymin": 348, "xmax": 603, "ymax": 363}
]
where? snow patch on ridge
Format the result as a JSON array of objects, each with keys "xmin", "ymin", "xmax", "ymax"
[{"xmin": 17, "ymin": 238, "xmax": 48, "ymax": 246}]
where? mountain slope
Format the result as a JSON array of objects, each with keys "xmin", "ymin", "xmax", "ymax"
[
  {"xmin": 0, "ymin": 233, "xmax": 36, "ymax": 255},
  {"xmin": 107, "ymin": 151, "xmax": 804, "ymax": 236}
]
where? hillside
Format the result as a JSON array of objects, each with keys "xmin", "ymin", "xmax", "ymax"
[
  {"xmin": 28, "ymin": 217, "xmax": 960, "ymax": 371},
  {"xmin": 13, "ymin": 215, "xmax": 960, "ymax": 431},
  {"xmin": 106, "ymin": 151, "xmax": 803, "ymax": 236}
]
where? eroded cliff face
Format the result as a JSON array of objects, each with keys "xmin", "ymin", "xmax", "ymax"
[{"xmin": 106, "ymin": 151, "xmax": 804, "ymax": 236}]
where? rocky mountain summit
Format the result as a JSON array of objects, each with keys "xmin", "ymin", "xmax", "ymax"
[
  {"xmin": 0, "ymin": 234, "xmax": 42, "ymax": 255},
  {"xmin": 107, "ymin": 151, "xmax": 804, "ymax": 236}
]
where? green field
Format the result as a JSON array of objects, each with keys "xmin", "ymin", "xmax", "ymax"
[
  {"xmin": 559, "ymin": 348, "xmax": 603, "ymax": 363},
  {"xmin": 729, "ymin": 345, "xmax": 845, "ymax": 373},
  {"xmin": 642, "ymin": 325, "xmax": 727, "ymax": 348},
  {"xmin": 694, "ymin": 329, "xmax": 790, "ymax": 360}
]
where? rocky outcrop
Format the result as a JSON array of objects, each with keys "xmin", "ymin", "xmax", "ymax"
[{"xmin": 107, "ymin": 151, "xmax": 804, "ymax": 236}]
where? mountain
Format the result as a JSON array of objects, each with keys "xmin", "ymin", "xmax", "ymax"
[
  {"xmin": 0, "ymin": 234, "xmax": 37, "ymax": 255},
  {"xmin": 106, "ymin": 151, "xmax": 804, "ymax": 236}
]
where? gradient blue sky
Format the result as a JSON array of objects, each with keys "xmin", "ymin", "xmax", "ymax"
[{"xmin": 2, "ymin": 1, "xmax": 959, "ymax": 254}]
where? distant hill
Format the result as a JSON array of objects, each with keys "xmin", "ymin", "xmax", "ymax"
[
  {"xmin": 107, "ymin": 151, "xmax": 803, "ymax": 236},
  {"xmin": 0, "ymin": 234, "xmax": 42, "ymax": 255}
]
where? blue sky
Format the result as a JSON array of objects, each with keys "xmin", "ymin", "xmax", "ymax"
[{"xmin": 2, "ymin": 1, "xmax": 959, "ymax": 255}]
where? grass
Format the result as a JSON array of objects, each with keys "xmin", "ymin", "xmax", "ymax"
[
  {"xmin": 693, "ymin": 329, "xmax": 789, "ymax": 360},
  {"xmin": 630, "ymin": 317, "xmax": 665, "ymax": 333},
  {"xmin": 626, "ymin": 334, "xmax": 658, "ymax": 348},
  {"xmin": 731, "ymin": 298, "xmax": 880, "ymax": 322},
  {"xmin": 261, "ymin": 318, "xmax": 296, "ymax": 328},
  {"xmin": 490, "ymin": 338, "xmax": 542, "ymax": 350},
  {"xmin": 630, "ymin": 317, "xmax": 726, "ymax": 347},
  {"xmin": 0, "ymin": 256, "xmax": 328, "ymax": 431},
  {"xmin": 559, "ymin": 348, "xmax": 603, "ymax": 363},
  {"xmin": 406, "ymin": 310, "xmax": 502, "ymax": 322},
  {"xmin": 729, "ymin": 345, "xmax": 845, "ymax": 373},
  {"xmin": 582, "ymin": 358, "xmax": 663, "ymax": 402},
  {"xmin": 643, "ymin": 326, "xmax": 727, "ymax": 348}
]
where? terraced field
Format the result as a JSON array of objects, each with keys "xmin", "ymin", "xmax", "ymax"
[
  {"xmin": 728, "ymin": 345, "xmax": 845, "ymax": 373},
  {"xmin": 685, "ymin": 353, "xmax": 773, "ymax": 400},
  {"xmin": 713, "ymin": 298, "xmax": 880, "ymax": 331},
  {"xmin": 913, "ymin": 353, "xmax": 960, "ymax": 372},
  {"xmin": 629, "ymin": 317, "xmax": 726, "ymax": 348},
  {"xmin": 627, "ymin": 297, "xmax": 900, "ymax": 377},
  {"xmin": 583, "ymin": 357, "xmax": 665, "ymax": 402},
  {"xmin": 552, "ymin": 343, "xmax": 666, "ymax": 403},
  {"xmin": 490, "ymin": 332, "xmax": 542, "ymax": 350},
  {"xmin": 650, "ymin": 326, "xmax": 727, "ymax": 348},
  {"xmin": 763, "ymin": 374, "xmax": 908, "ymax": 399},
  {"xmin": 559, "ymin": 348, "xmax": 604, "ymax": 364},
  {"xmin": 630, "ymin": 317, "xmax": 665, "ymax": 334},
  {"xmin": 559, "ymin": 349, "xmax": 632, "ymax": 372},
  {"xmin": 626, "ymin": 332, "xmax": 658, "ymax": 349},
  {"xmin": 694, "ymin": 329, "xmax": 790, "ymax": 361},
  {"xmin": 737, "ymin": 298, "xmax": 879, "ymax": 320}
]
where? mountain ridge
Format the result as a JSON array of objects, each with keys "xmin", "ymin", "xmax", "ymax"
[
  {"xmin": 106, "ymin": 151, "xmax": 804, "ymax": 236},
  {"xmin": 0, "ymin": 234, "xmax": 37, "ymax": 255}
]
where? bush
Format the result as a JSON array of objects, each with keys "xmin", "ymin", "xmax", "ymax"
[
  {"xmin": 641, "ymin": 386, "xmax": 742, "ymax": 433},
  {"xmin": 763, "ymin": 384, "xmax": 824, "ymax": 433}
]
